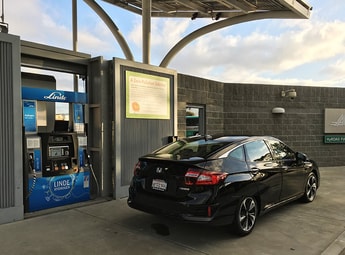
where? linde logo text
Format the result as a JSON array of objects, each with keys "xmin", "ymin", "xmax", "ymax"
[
  {"xmin": 44, "ymin": 92, "xmax": 67, "ymax": 101},
  {"xmin": 53, "ymin": 179, "xmax": 71, "ymax": 191}
]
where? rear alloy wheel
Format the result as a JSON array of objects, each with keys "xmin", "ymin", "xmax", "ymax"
[
  {"xmin": 302, "ymin": 172, "xmax": 317, "ymax": 202},
  {"xmin": 233, "ymin": 196, "xmax": 258, "ymax": 236}
]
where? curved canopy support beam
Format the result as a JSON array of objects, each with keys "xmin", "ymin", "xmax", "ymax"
[
  {"xmin": 160, "ymin": 11, "xmax": 301, "ymax": 67},
  {"xmin": 83, "ymin": 0, "xmax": 134, "ymax": 61}
]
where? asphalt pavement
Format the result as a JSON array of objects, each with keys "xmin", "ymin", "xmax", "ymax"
[{"xmin": 1, "ymin": 166, "xmax": 345, "ymax": 255}]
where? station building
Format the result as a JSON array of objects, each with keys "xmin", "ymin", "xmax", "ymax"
[{"xmin": 1, "ymin": 0, "xmax": 343, "ymax": 225}]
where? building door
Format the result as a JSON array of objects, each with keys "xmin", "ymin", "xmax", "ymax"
[{"xmin": 186, "ymin": 105, "xmax": 205, "ymax": 136}]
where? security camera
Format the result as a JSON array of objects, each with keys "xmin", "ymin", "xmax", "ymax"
[
  {"xmin": 281, "ymin": 89, "xmax": 297, "ymax": 100},
  {"xmin": 287, "ymin": 91, "xmax": 297, "ymax": 100}
]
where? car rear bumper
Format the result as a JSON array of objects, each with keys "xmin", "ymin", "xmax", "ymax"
[{"xmin": 127, "ymin": 187, "xmax": 235, "ymax": 226}]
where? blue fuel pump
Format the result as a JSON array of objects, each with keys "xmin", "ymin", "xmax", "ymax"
[{"xmin": 22, "ymin": 87, "xmax": 91, "ymax": 212}]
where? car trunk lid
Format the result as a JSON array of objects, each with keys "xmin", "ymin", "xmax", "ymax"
[{"xmin": 134, "ymin": 157, "xmax": 206, "ymax": 198}]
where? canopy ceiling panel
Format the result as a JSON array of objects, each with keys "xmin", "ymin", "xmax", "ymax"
[{"xmin": 102, "ymin": 0, "xmax": 311, "ymax": 19}]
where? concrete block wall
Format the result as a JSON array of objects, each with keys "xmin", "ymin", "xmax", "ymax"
[
  {"xmin": 178, "ymin": 74, "xmax": 345, "ymax": 167},
  {"xmin": 177, "ymin": 74, "xmax": 224, "ymax": 138},
  {"xmin": 223, "ymin": 84, "xmax": 345, "ymax": 166}
]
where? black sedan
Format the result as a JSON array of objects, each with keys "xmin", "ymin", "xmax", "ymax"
[{"xmin": 127, "ymin": 135, "xmax": 320, "ymax": 236}]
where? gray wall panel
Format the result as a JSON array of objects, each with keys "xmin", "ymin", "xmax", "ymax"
[
  {"xmin": 113, "ymin": 58, "xmax": 177, "ymax": 198},
  {"xmin": 0, "ymin": 33, "xmax": 23, "ymax": 223},
  {"xmin": 0, "ymin": 40, "xmax": 14, "ymax": 208},
  {"xmin": 87, "ymin": 57, "xmax": 113, "ymax": 197}
]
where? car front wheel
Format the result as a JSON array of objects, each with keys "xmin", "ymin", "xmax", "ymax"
[
  {"xmin": 233, "ymin": 196, "xmax": 258, "ymax": 236},
  {"xmin": 302, "ymin": 172, "xmax": 317, "ymax": 202}
]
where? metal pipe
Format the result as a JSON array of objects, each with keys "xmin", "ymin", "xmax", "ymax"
[
  {"xmin": 142, "ymin": 0, "xmax": 151, "ymax": 64},
  {"xmin": 1, "ymin": 0, "xmax": 4, "ymax": 22},
  {"xmin": 72, "ymin": 0, "xmax": 78, "ymax": 52},
  {"xmin": 72, "ymin": 0, "xmax": 78, "ymax": 96}
]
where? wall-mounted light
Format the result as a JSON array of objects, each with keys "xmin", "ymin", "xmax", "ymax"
[
  {"xmin": 272, "ymin": 107, "xmax": 285, "ymax": 114},
  {"xmin": 281, "ymin": 89, "xmax": 297, "ymax": 100},
  {"xmin": 191, "ymin": 12, "xmax": 198, "ymax": 20}
]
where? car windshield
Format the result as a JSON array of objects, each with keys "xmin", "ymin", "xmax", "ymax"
[{"xmin": 155, "ymin": 138, "xmax": 231, "ymax": 159}]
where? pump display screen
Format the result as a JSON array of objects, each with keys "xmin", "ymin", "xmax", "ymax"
[{"xmin": 49, "ymin": 146, "xmax": 69, "ymax": 158}]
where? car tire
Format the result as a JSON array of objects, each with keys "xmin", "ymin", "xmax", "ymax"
[
  {"xmin": 233, "ymin": 196, "xmax": 258, "ymax": 236},
  {"xmin": 302, "ymin": 172, "xmax": 317, "ymax": 203}
]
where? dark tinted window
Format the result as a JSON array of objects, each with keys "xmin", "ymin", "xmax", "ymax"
[
  {"xmin": 186, "ymin": 116, "xmax": 199, "ymax": 126},
  {"xmin": 224, "ymin": 146, "xmax": 248, "ymax": 173},
  {"xmin": 267, "ymin": 140, "xmax": 295, "ymax": 160},
  {"xmin": 156, "ymin": 138, "xmax": 230, "ymax": 159},
  {"xmin": 245, "ymin": 140, "xmax": 272, "ymax": 162},
  {"xmin": 228, "ymin": 146, "xmax": 245, "ymax": 161}
]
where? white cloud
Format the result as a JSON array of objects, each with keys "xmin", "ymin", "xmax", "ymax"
[
  {"xmin": 164, "ymin": 16, "xmax": 345, "ymax": 87},
  {"xmin": 6, "ymin": 0, "xmax": 119, "ymax": 55},
  {"xmin": 321, "ymin": 59, "xmax": 345, "ymax": 79},
  {"xmin": 5, "ymin": 0, "xmax": 72, "ymax": 48},
  {"xmin": 127, "ymin": 18, "xmax": 142, "ymax": 47}
]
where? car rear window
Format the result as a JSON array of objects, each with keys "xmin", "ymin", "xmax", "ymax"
[{"xmin": 155, "ymin": 138, "xmax": 230, "ymax": 159}]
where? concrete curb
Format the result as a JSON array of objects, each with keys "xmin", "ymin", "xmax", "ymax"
[{"xmin": 321, "ymin": 230, "xmax": 345, "ymax": 255}]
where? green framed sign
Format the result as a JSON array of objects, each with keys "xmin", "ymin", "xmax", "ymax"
[
  {"xmin": 324, "ymin": 135, "xmax": 345, "ymax": 144},
  {"xmin": 125, "ymin": 71, "xmax": 170, "ymax": 119}
]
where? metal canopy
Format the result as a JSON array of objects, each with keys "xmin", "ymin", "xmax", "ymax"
[
  {"xmin": 102, "ymin": 0, "xmax": 311, "ymax": 19},
  {"xmin": 98, "ymin": 0, "xmax": 311, "ymax": 65},
  {"xmin": 21, "ymin": 40, "xmax": 91, "ymax": 75}
]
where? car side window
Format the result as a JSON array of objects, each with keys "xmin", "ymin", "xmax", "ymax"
[
  {"xmin": 228, "ymin": 146, "xmax": 245, "ymax": 161},
  {"xmin": 267, "ymin": 140, "xmax": 295, "ymax": 160},
  {"xmin": 223, "ymin": 145, "xmax": 248, "ymax": 173},
  {"xmin": 245, "ymin": 140, "xmax": 273, "ymax": 162}
]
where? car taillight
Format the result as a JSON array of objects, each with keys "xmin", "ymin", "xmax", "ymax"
[{"xmin": 185, "ymin": 168, "xmax": 228, "ymax": 185}]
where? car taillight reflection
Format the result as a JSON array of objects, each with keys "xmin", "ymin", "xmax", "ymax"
[
  {"xmin": 185, "ymin": 168, "xmax": 228, "ymax": 185},
  {"xmin": 133, "ymin": 161, "xmax": 141, "ymax": 176}
]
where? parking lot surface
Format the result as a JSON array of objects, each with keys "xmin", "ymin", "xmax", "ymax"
[{"xmin": 0, "ymin": 167, "xmax": 345, "ymax": 255}]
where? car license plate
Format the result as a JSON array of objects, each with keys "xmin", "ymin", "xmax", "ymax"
[{"xmin": 151, "ymin": 179, "xmax": 167, "ymax": 191}]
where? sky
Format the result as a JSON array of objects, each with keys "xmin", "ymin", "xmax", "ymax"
[{"xmin": 2, "ymin": 0, "xmax": 345, "ymax": 88}]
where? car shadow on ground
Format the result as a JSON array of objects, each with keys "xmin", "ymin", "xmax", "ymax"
[{"xmin": 116, "ymin": 199, "xmax": 303, "ymax": 243}]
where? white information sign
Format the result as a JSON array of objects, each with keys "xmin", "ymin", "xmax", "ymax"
[{"xmin": 126, "ymin": 71, "xmax": 170, "ymax": 119}]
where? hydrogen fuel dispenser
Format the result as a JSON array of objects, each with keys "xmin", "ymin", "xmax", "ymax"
[
  {"xmin": 23, "ymin": 86, "xmax": 90, "ymax": 212},
  {"xmin": 40, "ymin": 132, "xmax": 78, "ymax": 177}
]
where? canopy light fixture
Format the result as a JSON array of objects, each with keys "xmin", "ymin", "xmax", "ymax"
[
  {"xmin": 215, "ymin": 12, "xmax": 222, "ymax": 20},
  {"xmin": 191, "ymin": 12, "xmax": 198, "ymax": 20}
]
